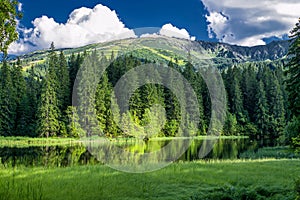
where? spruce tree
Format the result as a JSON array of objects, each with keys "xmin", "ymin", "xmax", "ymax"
[
  {"xmin": 36, "ymin": 44, "xmax": 61, "ymax": 137},
  {"xmin": 11, "ymin": 59, "xmax": 28, "ymax": 136},
  {"xmin": 286, "ymin": 18, "xmax": 300, "ymax": 118},
  {"xmin": 76, "ymin": 51, "xmax": 100, "ymax": 137},
  {"xmin": 0, "ymin": 61, "xmax": 14, "ymax": 136},
  {"xmin": 57, "ymin": 51, "xmax": 70, "ymax": 112},
  {"xmin": 285, "ymin": 17, "xmax": 300, "ymax": 146},
  {"xmin": 36, "ymin": 74, "xmax": 60, "ymax": 137},
  {"xmin": 26, "ymin": 67, "xmax": 41, "ymax": 136},
  {"xmin": 268, "ymin": 74, "xmax": 285, "ymax": 142},
  {"xmin": 254, "ymin": 80, "xmax": 269, "ymax": 143},
  {"xmin": 65, "ymin": 106, "xmax": 84, "ymax": 138},
  {"xmin": 241, "ymin": 65, "xmax": 257, "ymax": 121}
]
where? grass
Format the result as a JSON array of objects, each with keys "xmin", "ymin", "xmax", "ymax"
[
  {"xmin": 0, "ymin": 136, "xmax": 80, "ymax": 147},
  {"xmin": 0, "ymin": 136, "xmax": 248, "ymax": 147},
  {"xmin": 240, "ymin": 146, "xmax": 300, "ymax": 159},
  {"xmin": 0, "ymin": 159, "xmax": 299, "ymax": 200}
]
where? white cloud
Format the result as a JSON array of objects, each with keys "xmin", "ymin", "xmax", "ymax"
[
  {"xmin": 18, "ymin": 3, "xmax": 22, "ymax": 12},
  {"xmin": 139, "ymin": 33, "xmax": 159, "ymax": 38},
  {"xmin": 202, "ymin": 0, "xmax": 300, "ymax": 46},
  {"xmin": 9, "ymin": 4, "xmax": 136, "ymax": 54},
  {"xmin": 159, "ymin": 23, "xmax": 196, "ymax": 40}
]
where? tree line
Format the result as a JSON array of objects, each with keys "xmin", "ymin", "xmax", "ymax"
[{"xmin": 0, "ymin": 43, "xmax": 293, "ymax": 146}]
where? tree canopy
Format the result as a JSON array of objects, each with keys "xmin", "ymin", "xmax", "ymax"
[{"xmin": 0, "ymin": 0, "xmax": 21, "ymax": 56}]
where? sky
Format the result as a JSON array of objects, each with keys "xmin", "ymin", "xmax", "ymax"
[{"xmin": 8, "ymin": 0, "xmax": 300, "ymax": 54}]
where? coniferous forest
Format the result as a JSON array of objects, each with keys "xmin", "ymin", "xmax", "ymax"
[
  {"xmin": 0, "ymin": 40, "xmax": 298, "ymax": 148},
  {"xmin": 1, "ymin": 1, "xmax": 300, "ymax": 199}
]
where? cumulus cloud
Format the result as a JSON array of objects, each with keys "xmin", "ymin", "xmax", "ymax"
[
  {"xmin": 18, "ymin": 3, "xmax": 22, "ymax": 12},
  {"xmin": 138, "ymin": 24, "xmax": 195, "ymax": 40},
  {"xmin": 8, "ymin": 4, "xmax": 136, "ymax": 54},
  {"xmin": 202, "ymin": 0, "xmax": 300, "ymax": 46},
  {"xmin": 159, "ymin": 23, "xmax": 196, "ymax": 40}
]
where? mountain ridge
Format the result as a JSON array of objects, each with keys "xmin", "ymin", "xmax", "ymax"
[{"xmin": 1, "ymin": 37, "xmax": 290, "ymax": 66}]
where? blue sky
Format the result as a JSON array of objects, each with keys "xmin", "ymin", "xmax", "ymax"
[
  {"xmin": 9, "ymin": 0, "xmax": 300, "ymax": 54},
  {"xmin": 20, "ymin": 0, "xmax": 209, "ymax": 40}
]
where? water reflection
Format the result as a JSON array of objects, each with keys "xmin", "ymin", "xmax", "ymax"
[
  {"xmin": 0, "ymin": 145, "xmax": 98, "ymax": 167},
  {"xmin": 0, "ymin": 138, "xmax": 256, "ymax": 168}
]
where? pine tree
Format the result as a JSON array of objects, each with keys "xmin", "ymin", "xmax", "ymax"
[
  {"xmin": 223, "ymin": 113, "xmax": 237, "ymax": 136},
  {"xmin": 286, "ymin": 18, "xmax": 300, "ymax": 118},
  {"xmin": 0, "ymin": 61, "xmax": 14, "ymax": 136},
  {"xmin": 57, "ymin": 51, "xmax": 70, "ymax": 112},
  {"xmin": 76, "ymin": 51, "xmax": 100, "ymax": 137},
  {"xmin": 26, "ymin": 67, "xmax": 41, "ymax": 136},
  {"xmin": 95, "ymin": 72, "xmax": 112, "ymax": 135},
  {"xmin": 11, "ymin": 58, "xmax": 28, "ymax": 136},
  {"xmin": 225, "ymin": 67, "xmax": 246, "ymax": 125},
  {"xmin": 65, "ymin": 106, "xmax": 84, "ymax": 138},
  {"xmin": 285, "ymin": 17, "xmax": 300, "ymax": 147},
  {"xmin": 36, "ymin": 43, "xmax": 61, "ymax": 137},
  {"xmin": 69, "ymin": 53, "xmax": 84, "ymax": 102},
  {"xmin": 268, "ymin": 74, "xmax": 285, "ymax": 142},
  {"xmin": 241, "ymin": 65, "xmax": 257, "ymax": 121},
  {"xmin": 36, "ymin": 75, "xmax": 60, "ymax": 137},
  {"xmin": 254, "ymin": 80, "xmax": 269, "ymax": 143}
]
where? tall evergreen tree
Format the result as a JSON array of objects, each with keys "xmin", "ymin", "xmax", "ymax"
[
  {"xmin": 254, "ymin": 80, "xmax": 269, "ymax": 142},
  {"xmin": 65, "ymin": 106, "xmax": 84, "ymax": 138},
  {"xmin": 36, "ymin": 43, "xmax": 61, "ymax": 137},
  {"xmin": 57, "ymin": 51, "xmax": 70, "ymax": 112},
  {"xmin": 268, "ymin": 74, "xmax": 285, "ymax": 142},
  {"xmin": 36, "ymin": 74, "xmax": 60, "ymax": 137},
  {"xmin": 286, "ymin": 18, "xmax": 300, "ymax": 118},
  {"xmin": 11, "ymin": 59, "xmax": 28, "ymax": 135},
  {"xmin": 76, "ymin": 51, "xmax": 100, "ymax": 137},
  {"xmin": 0, "ymin": 61, "xmax": 14, "ymax": 136},
  {"xmin": 26, "ymin": 67, "xmax": 41, "ymax": 136},
  {"xmin": 285, "ymin": 17, "xmax": 300, "ymax": 146},
  {"xmin": 241, "ymin": 65, "xmax": 257, "ymax": 121}
]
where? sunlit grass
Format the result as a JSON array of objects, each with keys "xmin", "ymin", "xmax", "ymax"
[
  {"xmin": 0, "ymin": 136, "xmax": 80, "ymax": 147},
  {"xmin": 0, "ymin": 159, "xmax": 299, "ymax": 200}
]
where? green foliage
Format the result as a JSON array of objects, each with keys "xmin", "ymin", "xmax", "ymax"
[
  {"xmin": 76, "ymin": 51, "xmax": 100, "ymax": 137},
  {"xmin": 285, "ymin": 117, "xmax": 300, "ymax": 143},
  {"xmin": 0, "ymin": 39, "xmax": 291, "ymax": 139},
  {"xmin": 239, "ymin": 146, "xmax": 300, "ymax": 159},
  {"xmin": 223, "ymin": 113, "xmax": 237, "ymax": 136},
  {"xmin": 0, "ymin": 62, "xmax": 14, "ymax": 136},
  {"xmin": 65, "ymin": 106, "xmax": 84, "ymax": 138},
  {"xmin": 0, "ymin": 0, "xmax": 21, "ymax": 55},
  {"xmin": 285, "ymin": 18, "xmax": 300, "ymax": 148},
  {"xmin": 254, "ymin": 80, "xmax": 269, "ymax": 139},
  {"xmin": 36, "ymin": 75, "xmax": 60, "ymax": 137},
  {"xmin": 286, "ymin": 18, "xmax": 300, "ymax": 118}
]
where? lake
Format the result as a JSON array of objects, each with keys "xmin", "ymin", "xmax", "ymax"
[{"xmin": 0, "ymin": 137, "xmax": 259, "ymax": 168}]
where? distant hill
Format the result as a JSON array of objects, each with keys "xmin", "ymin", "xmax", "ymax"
[{"xmin": 2, "ymin": 37, "xmax": 290, "ymax": 69}]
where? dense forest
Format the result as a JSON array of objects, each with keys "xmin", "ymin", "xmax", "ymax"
[{"xmin": 0, "ymin": 39, "xmax": 298, "ymax": 148}]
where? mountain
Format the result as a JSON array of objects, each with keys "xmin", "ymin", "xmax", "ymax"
[
  {"xmin": 2, "ymin": 37, "xmax": 290, "ymax": 68},
  {"xmin": 197, "ymin": 40, "xmax": 289, "ymax": 61}
]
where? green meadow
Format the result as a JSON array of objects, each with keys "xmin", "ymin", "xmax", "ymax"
[{"xmin": 1, "ymin": 159, "xmax": 299, "ymax": 200}]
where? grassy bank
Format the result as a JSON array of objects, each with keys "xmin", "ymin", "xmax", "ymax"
[
  {"xmin": 0, "ymin": 136, "xmax": 248, "ymax": 147},
  {"xmin": 0, "ymin": 159, "xmax": 299, "ymax": 200},
  {"xmin": 0, "ymin": 136, "xmax": 81, "ymax": 147}
]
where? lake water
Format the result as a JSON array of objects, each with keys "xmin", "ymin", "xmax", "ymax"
[{"xmin": 0, "ymin": 138, "xmax": 259, "ymax": 168}]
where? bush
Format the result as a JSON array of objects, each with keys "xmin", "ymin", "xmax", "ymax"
[{"xmin": 284, "ymin": 117, "xmax": 300, "ymax": 145}]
